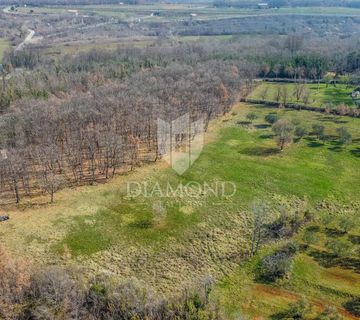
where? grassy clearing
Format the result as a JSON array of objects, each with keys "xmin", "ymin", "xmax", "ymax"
[
  {"xmin": 274, "ymin": 6, "xmax": 360, "ymax": 16},
  {"xmin": 0, "ymin": 38, "xmax": 9, "ymax": 62},
  {"xmin": 1, "ymin": 103, "xmax": 360, "ymax": 299},
  {"xmin": 47, "ymin": 38, "xmax": 156, "ymax": 57},
  {"xmin": 214, "ymin": 253, "xmax": 360, "ymax": 319},
  {"xmin": 250, "ymin": 82, "xmax": 357, "ymax": 107},
  {"xmin": 179, "ymin": 35, "xmax": 233, "ymax": 42},
  {"xmin": 215, "ymin": 208, "xmax": 360, "ymax": 319}
]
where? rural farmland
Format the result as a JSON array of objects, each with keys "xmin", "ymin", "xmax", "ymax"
[{"xmin": 0, "ymin": 0, "xmax": 359, "ymax": 319}]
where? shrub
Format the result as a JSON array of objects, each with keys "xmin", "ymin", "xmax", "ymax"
[
  {"xmin": 317, "ymin": 306, "xmax": 343, "ymax": 320},
  {"xmin": 281, "ymin": 241, "xmax": 300, "ymax": 255},
  {"xmin": 338, "ymin": 217, "xmax": 354, "ymax": 233},
  {"xmin": 295, "ymin": 126, "xmax": 308, "ymax": 140},
  {"xmin": 325, "ymin": 238, "xmax": 352, "ymax": 257},
  {"xmin": 274, "ymin": 300, "xmax": 342, "ymax": 319},
  {"xmin": 265, "ymin": 112, "xmax": 279, "ymax": 124},
  {"xmin": 0, "ymin": 246, "xmax": 31, "ymax": 319},
  {"xmin": 25, "ymin": 266, "xmax": 86, "ymax": 319},
  {"xmin": 267, "ymin": 207, "xmax": 312, "ymax": 239},
  {"xmin": 344, "ymin": 298, "xmax": 360, "ymax": 317},
  {"xmin": 0, "ymin": 247, "xmax": 221, "ymax": 320},
  {"xmin": 303, "ymin": 229, "xmax": 320, "ymax": 245},
  {"xmin": 271, "ymin": 299, "xmax": 342, "ymax": 320},
  {"xmin": 279, "ymin": 299, "xmax": 315, "ymax": 319},
  {"xmin": 337, "ymin": 127, "xmax": 352, "ymax": 145},
  {"xmin": 246, "ymin": 112, "xmax": 258, "ymax": 122},
  {"xmin": 272, "ymin": 119, "xmax": 294, "ymax": 150},
  {"xmin": 257, "ymin": 243, "xmax": 297, "ymax": 283},
  {"xmin": 336, "ymin": 103, "xmax": 349, "ymax": 116},
  {"xmin": 312, "ymin": 123, "xmax": 325, "ymax": 140},
  {"xmin": 258, "ymin": 251, "xmax": 293, "ymax": 282}
]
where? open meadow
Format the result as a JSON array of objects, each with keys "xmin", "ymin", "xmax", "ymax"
[
  {"xmin": 250, "ymin": 82, "xmax": 358, "ymax": 108},
  {"xmin": 1, "ymin": 102, "xmax": 360, "ymax": 318}
]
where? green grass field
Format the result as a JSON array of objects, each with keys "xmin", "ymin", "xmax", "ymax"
[
  {"xmin": 250, "ymin": 82, "xmax": 358, "ymax": 107},
  {"xmin": 55, "ymin": 105, "xmax": 360, "ymax": 258},
  {"xmin": 1, "ymin": 103, "xmax": 360, "ymax": 317},
  {"xmin": 0, "ymin": 38, "xmax": 9, "ymax": 62}
]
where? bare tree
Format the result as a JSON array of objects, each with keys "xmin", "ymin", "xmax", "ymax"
[
  {"xmin": 272, "ymin": 119, "xmax": 294, "ymax": 151},
  {"xmin": 250, "ymin": 201, "xmax": 272, "ymax": 256},
  {"xmin": 39, "ymin": 172, "xmax": 65, "ymax": 203}
]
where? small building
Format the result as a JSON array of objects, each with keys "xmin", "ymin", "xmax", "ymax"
[
  {"xmin": 257, "ymin": 2, "xmax": 269, "ymax": 9},
  {"xmin": 68, "ymin": 9, "xmax": 79, "ymax": 16},
  {"xmin": 190, "ymin": 13, "xmax": 197, "ymax": 17},
  {"xmin": 352, "ymin": 88, "xmax": 360, "ymax": 100},
  {"xmin": 150, "ymin": 11, "xmax": 161, "ymax": 17}
]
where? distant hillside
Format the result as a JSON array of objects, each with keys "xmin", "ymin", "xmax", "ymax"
[{"xmin": 3, "ymin": 0, "xmax": 360, "ymax": 8}]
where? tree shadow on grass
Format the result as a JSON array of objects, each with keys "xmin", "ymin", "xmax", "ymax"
[
  {"xmin": 349, "ymin": 235, "xmax": 360, "ymax": 245},
  {"xmin": 328, "ymin": 143, "xmax": 343, "ymax": 152},
  {"xmin": 327, "ymin": 138, "xmax": 343, "ymax": 152},
  {"xmin": 343, "ymin": 298, "xmax": 360, "ymax": 318},
  {"xmin": 327, "ymin": 135, "xmax": 339, "ymax": 141},
  {"xmin": 319, "ymin": 116, "xmax": 336, "ymax": 122},
  {"xmin": 239, "ymin": 147, "xmax": 280, "ymax": 157},
  {"xmin": 270, "ymin": 312, "xmax": 293, "ymax": 320},
  {"xmin": 304, "ymin": 137, "xmax": 324, "ymax": 148},
  {"xmin": 324, "ymin": 227, "xmax": 346, "ymax": 237},
  {"xmin": 306, "ymin": 225, "xmax": 321, "ymax": 232},
  {"xmin": 333, "ymin": 119, "xmax": 349, "ymax": 124},
  {"xmin": 237, "ymin": 121, "xmax": 252, "ymax": 126},
  {"xmin": 308, "ymin": 141, "xmax": 323, "ymax": 148},
  {"xmin": 328, "ymin": 146, "xmax": 342, "ymax": 152},
  {"xmin": 350, "ymin": 148, "xmax": 360, "ymax": 158},
  {"xmin": 309, "ymin": 249, "xmax": 360, "ymax": 273},
  {"xmin": 259, "ymin": 133, "xmax": 274, "ymax": 139},
  {"xmin": 318, "ymin": 115, "xmax": 348, "ymax": 124},
  {"xmin": 255, "ymin": 123, "xmax": 271, "ymax": 129},
  {"xmin": 128, "ymin": 219, "xmax": 153, "ymax": 229}
]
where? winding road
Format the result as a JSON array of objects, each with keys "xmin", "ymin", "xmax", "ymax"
[
  {"xmin": 15, "ymin": 29, "xmax": 35, "ymax": 52},
  {"xmin": 3, "ymin": 6, "xmax": 37, "ymax": 52}
]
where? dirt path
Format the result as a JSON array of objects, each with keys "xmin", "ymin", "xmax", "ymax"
[
  {"xmin": 2, "ymin": 7, "xmax": 38, "ymax": 51},
  {"xmin": 15, "ymin": 29, "xmax": 36, "ymax": 52}
]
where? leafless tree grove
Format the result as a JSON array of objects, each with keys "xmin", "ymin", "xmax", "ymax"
[{"xmin": 0, "ymin": 45, "xmax": 252, "ymax": 203}]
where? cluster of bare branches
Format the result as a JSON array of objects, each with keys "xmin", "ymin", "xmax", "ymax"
[
  {"xmin": 0, "ymin": 58, "xmax": 246, "ymax": 204},
  {"xmin": 0, "ymin": 246, "xmax": 220, "ymax": 320}
]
